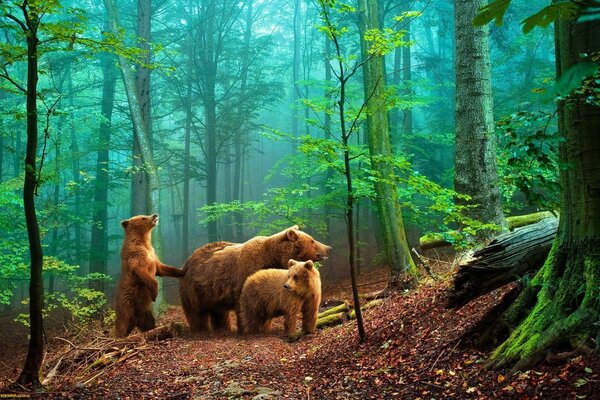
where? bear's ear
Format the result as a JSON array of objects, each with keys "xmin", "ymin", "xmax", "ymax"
[
  {"xmin": 286, "ymin": 228, "xmax": 299, "ymax": 241},
  {"xmin": 304, "ymin": 260, "xmax": 314, "ymax": 270},
  {"xmin": 290, "ymin": 225, "xmax": 300, "ymax": 230},
  {"xmin": 288, "ymin": 259, "xmax": 296, "ymax": 268},
  {"xmin": 121, "ymin": 220, "xmax": 129, "ymax": 229}
]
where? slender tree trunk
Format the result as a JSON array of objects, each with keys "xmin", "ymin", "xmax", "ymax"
[
  {"xmin": 358, "ymin": 0, "xmax": 416, "ymax": 275},
  {"xmin": 16, "ymin": 5, "xmax": 44, "ymax": 388},
  {"xmin": 454, "ymin": 0, "xmax": 507, "ymax": 238},
  {"xmin": 200, "ymin": 0, "xmax": 219, "ymax": 241},
  {"xmin": 182, "ymin": 2, "xmax": 193, "ymax": 259},
  {"xmin": 233, "ymin": 0, "xmax": 253, "ymax": 242},
  {"xmin": 323, "ymin": 34, "xmax": 333, "ymax": 243},
  {"xmin": 320, "ymin": 0, "xmax": 366, "ymax": 341},
  {"xmin": 401, "ymin": 1, "xmax": 412, "ymax": 137},
  {"xmin": 488, "ymin": 8, "xmax": 600, "ymax": 372},
  {"xmin": 130, "ymin": 0, "xmax": 152, "ymax": 215},
  {"xmin": 89, "ymin": 51, "xmax": 117, "ymax": 292},
  {"xmin": 291, "ymin": 0, "xmax": 301, "ymax": 151}
]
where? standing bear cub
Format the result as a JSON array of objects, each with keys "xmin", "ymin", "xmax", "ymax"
[
  {"xmin": 238, "ymin": 259, "xmax": 322, "ymax": 341},
  {"xmin": 114, "ymin": 214, "xmax": 185, "ymax": 338},
  {"xmin": 179, "ymin": 226, "xmax": 330, "ymax": 332}
]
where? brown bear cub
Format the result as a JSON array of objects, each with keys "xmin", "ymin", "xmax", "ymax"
[
  {"xmin": 179, "ymin": 225, "xmax": 330, "ymax": 332},
  {"xmin": 114, "ymin": 214, "xmax": 185, "ymax": 338},
  {"xmin": 238, "ymin": 259, "xmax": 321, "ymax": 341}
]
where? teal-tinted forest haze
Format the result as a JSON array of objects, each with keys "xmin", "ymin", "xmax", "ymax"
[{"xmin": 0, "ymin": 0, "xmax": 599, "ymax": 397}]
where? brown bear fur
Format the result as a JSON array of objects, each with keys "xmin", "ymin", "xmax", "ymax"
[
  {"xmin": 114, "ymin": 214, "xmax": 185, "ymax": 338},
  {"xmin": 238, "ymin": 259, "xmax": 321, "ymax": 341},
  {"xmin": 179, "ymin": 225, "xmax": 330, "ymax": 332}
]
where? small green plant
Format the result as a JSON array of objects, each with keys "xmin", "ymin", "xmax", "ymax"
[{"xmin": 16, "ymin": 257, "xmax": 111, "ymax": 327}]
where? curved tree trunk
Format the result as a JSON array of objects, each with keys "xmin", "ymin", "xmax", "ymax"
[
  {"xmin": 454, "ymin": 0, "xmax": 507, "ymax": 238},
  {"xmin": 17, "ymin": 6, "xmax": 44, "ymax": 389},
  {"xmin": 488, "ymin": 10, "xmax": 600, "ymax": 371}
]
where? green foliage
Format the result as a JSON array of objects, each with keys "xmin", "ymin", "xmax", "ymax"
[
  {"xmin": 556, "ymin": 62, "xmax": 598, "ymax": 96},
  {"xmin": 474, "ymin": 0, "xmax": 581, "ymax": 33},
  {"xmin": 16, "ymin": 256, "xmax": 110, "ymax": 327},
  {"xmin": 496, "ymin": 109, "xmax": 560, "ymax": 212}
]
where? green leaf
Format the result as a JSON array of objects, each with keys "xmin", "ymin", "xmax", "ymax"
[
  {"xmin": 556, "ymin": 62, "xmax": 598, "ymax": 95},
  {"xmin": 473, "ymin": 0, "xmax": 511, "ymax": 27},
  {"xmin": 521, "ymin": 3, "xmax": 580, "ymax": 34}
]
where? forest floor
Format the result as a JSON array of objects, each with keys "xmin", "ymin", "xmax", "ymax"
[{"xmin": 1, "ymin": 260, "xmax": 599, "ymax": 399}]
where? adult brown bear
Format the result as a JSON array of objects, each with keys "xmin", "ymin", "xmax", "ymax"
[
  {"xmin": 179, "ymin": 226, "xmax": 330, "ymax": 332},
  {"xmin": 114, "ymin": 214, "xmax": 185, "ymax": 338}
]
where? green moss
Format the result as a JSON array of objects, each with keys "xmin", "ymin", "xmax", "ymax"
[
  {"xmin": 318, "ymin": 303, "xmax": 349, "ymax": 319},
  {"xmin": 506, "ymin": 211, "xmax": 556, "ymax": 230}
]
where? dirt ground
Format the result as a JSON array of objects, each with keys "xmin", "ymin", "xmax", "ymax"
[{"xmin": 1, "ymin": 260, "xmax": 599, "ymax": 399}]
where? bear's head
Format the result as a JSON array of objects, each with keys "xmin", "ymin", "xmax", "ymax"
[
  {"xmin": 121, "ymin": 214, "xmax": 159, "ymax": 237},
  {"xmin": 283, "ymin": 259, "xmax": 319, "ymax": 296},
  {"xmin": 284, "ymin": 226, "xmax": 331, "ymax": 262}
]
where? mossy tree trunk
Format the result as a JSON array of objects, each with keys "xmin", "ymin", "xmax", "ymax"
[
  {"xmin": 488, "ymin": 11, "xmax": 600, "ymax": 371},
  {"xmin": 357, "ymin": 0, "xmax": 417, "ymax": 276}
]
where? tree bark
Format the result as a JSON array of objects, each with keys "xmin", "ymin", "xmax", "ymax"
[
  {"xmin": 358, "ymin": 0, "xmax": 416, "ymax": 275},
  {"xmin": 488, "ymin": 7, "xmax": 600, "ymax": 371},
  {"xmin": 454, "ymin": 0, "xmax": 507, "ymax": 238}
]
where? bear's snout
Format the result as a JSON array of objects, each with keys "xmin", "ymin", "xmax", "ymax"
[
  {"xmin": 316, "ymin": 244, "xmax": 332, "ymax": 260},
  {"xmin": 283, "ymin": 282, "xmax": 291, "ymax": 290}
]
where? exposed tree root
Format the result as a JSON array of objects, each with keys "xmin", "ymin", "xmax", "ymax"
[{"xmin": 487, "ymin": 241, "xmax": 600, "ymax": 373}]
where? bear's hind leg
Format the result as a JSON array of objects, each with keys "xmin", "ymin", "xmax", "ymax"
[
  {"xmin": 210, "ymin": 310, "xmax": 233, "ymax": 331},
  {"xmin": 187, "ymin": 310, "xmax": 210, "ymax": 332},
  {"xmin": 138, "ymin": 309, "xmax": 156, "ymax": 332}
]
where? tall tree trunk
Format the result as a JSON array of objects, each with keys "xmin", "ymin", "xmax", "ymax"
[
  {"xmin": 291, "ymin": 0, "xmax": 301, "ymax": 151},
  {"xmin": 89, "ymin": 51, "xmax": 117, "ymax": 292},
  {"xmin": 200, "ymin": 0, "xmax": 219, "ymax": 242},
  {"xmin": 454, "ymin": 0, "xmax": 507, "ymax": 238},
  {"xmin": 182, "ymin": 1, "xmax": 194, "ymax": 259},
  {"xmin": 130, "ymin": 0, "xmax": 152, "ymax": 215},
  {"xmin": 401, "ymin": 1, "xmax": 412, "ymax": 137},
  {"xmin": 358, "ymin": 0, "xmax": 416, "ymax": 275},
  {"xmin": 233, "ymin": 0, "xmax": 253, "ymax": 242},
  {"xmin": 488, "ymin": 8, "xmax": 600, "ymax": 372},
  {"xmin": 16, "ymin": 4, "xmax": 44, "ymax": 388}
]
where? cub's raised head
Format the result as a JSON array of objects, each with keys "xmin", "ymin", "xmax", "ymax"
[
  {"xmin": 121, "ymin": 214, "xmax": 159, "ymax": 235},
  {"xmin": 284, "ymin": 226, "xmax": 331, "ymax": 262},
  {"xmin": 283, "ymin": 259, "xmax": 319, "ymax": 296}
]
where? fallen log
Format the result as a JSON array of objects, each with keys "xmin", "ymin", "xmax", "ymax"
[
  {"xmin": 419, "ymin": 211, "xmax": 556, "ymax": 251},
  {"xmin": 316, "ymin": 299, "xmax": 385, "ymax": 329},
  {"xmin": 316, "ymin": 312, "xmax": 349, "ymax": 329},
  {"xmin": 447, "ymin": 217, "xmax": 558, "ymax": 308},
  {"xmin": 318, "ymin": 302, "xmax": 349, "ymax": 319}
]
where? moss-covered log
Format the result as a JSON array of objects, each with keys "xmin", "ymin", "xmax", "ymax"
[
  {"xmin": 419, "ymin": 211, "xmax": 557, "ymax": 251},
  {"xmin": 318, "ymin": 302, "xmax": 349, "ymax": 319},
  {"xmin": 316, "ymin": 312, "xmax": 348, "ymax": 329}
]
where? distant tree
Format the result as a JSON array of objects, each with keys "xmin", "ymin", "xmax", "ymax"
[
  {"xmin": 454, "ymin": 0, "xmax": 507, "ymax": 239},
  {"xmin": 89, "ymin": 49, "xmax": 117, "ymax": 293},
  {"xmin": 475, "ymin": 0, "xmax": 600, "ymax": 371}
]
